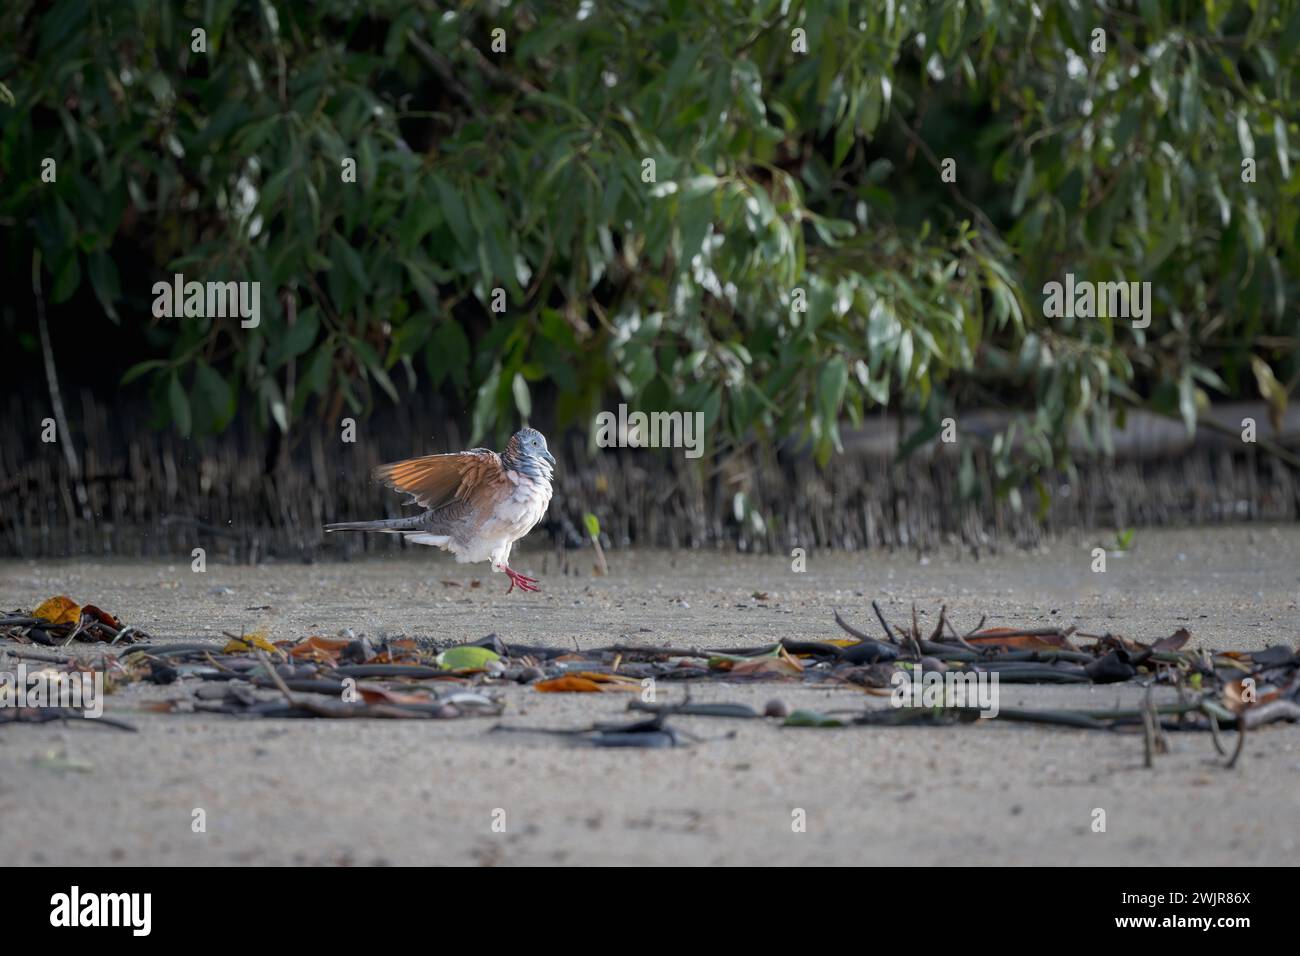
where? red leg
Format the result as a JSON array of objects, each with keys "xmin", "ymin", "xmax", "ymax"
[{"xmin": 503, "ymin": 566, "xmax": 540, "ymax": 594}]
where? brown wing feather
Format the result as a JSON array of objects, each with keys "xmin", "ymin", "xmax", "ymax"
[{"xmin": 373, "ymin": 449, "xmax": 505, "ymax": 511}]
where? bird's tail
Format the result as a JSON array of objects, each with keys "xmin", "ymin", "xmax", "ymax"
[{"xmin": 323, "ymin": 515, "xmax": 426, "ymax": 534}]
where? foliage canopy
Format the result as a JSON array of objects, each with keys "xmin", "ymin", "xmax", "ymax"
[{"xmin": 3, "ymin": 0, "xmax": 1297, "ymax": 497}]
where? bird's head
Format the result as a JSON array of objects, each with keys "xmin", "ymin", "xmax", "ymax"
[{"xmin": 505, "ymin": 427, "xmax": 556, "ymax": 479}]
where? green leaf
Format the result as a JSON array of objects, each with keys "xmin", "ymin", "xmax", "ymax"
[
  {"xmin": 435, "ymin": 646, "xmax": 501, "ymax": 670},
  {"xmin": 1237, "ymin": 113, "xmax": 1254, "ymax": 158},
  {"xmin": 817, "ymin": 356, "xmax": 848, "ymax": 423},
  {"xmin": 1011, "ymin": 158, "xmax": 1034, "ymax": 216},
  {"xmin": 194, "ymin": 361, "xmax": 234, "ymax": 431},
  {"xmin": 87, "ymin": 251, "xmax": 120, "ymax": 320},
  {"xmin": 1274, "ymin": 114, "xmax": 1291, "ymax": 180},
  {"xmin": 168, "ymin": 374, "xmax": 192, "ymax": 437},
  {"xmin": 434, "ymin": 177, "xmax": 474, "ymax": 253},
  {"xmin": 470, "ymin": 363, "xmax": 502, "ymax": 445},
  {"xmin": 783, "ymin": 709, "xmax": 844, "ymax": 728},
  {"xmin": 268, "ymin": 307, "xmax": 319, "ymax": 367},
  {"xmin": 330, "ymin": 233, "xmax": 370, "ymax": 292},
  {"xmin": 121, "ymin": 360, "xmax": 169, "ymax": 385},
  {"xmin": 511, "ymin": 371, "xmax": 531, "ymax": 418},
  {"xmin": 426, "ymin": 321, "xmax": 471, "ymax": 390},
  {"xmin": 51, "ymin": 252, "xmax": 80, "ymax": 304}
]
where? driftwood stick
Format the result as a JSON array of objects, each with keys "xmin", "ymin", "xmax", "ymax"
[
  {"xmin": 942, "ymin": 615, "xmax": 982, "ymax": 654},
  {"xmin": 929, "ymin": 605, "xmax": 947, "ymax": 644},
  {"xmin": 832, "ymin": 610, "xmax": 875, "ymax": 646},
  {"xmin": 255, "ymin": 649, "xmax": 297, "ymax": 706},
  {"xmin": 1142, "ymin": 709, "xmax": 1156, "ymax": 767},
  {"xmin": 1225, "ymin": 715, "xmax": 1248, "ymax": 770},
  {"xmin": 871, "ymin": 601, "xmax": 899, "ymax": 645},
  {"xmin": 1204, "ymin": 705, "xmax": 1227, "ymax": 756}
]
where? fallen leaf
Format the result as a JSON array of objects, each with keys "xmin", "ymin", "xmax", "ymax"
[
  {"xmin": 567, "ymin": 670, "xmax": 631, "ymax": 682},
  {"xmin": 1249, "ymin": 645, "xmax": 1296, "ymax": 667},
  {"xmin": 222, "ymin": 630, "xmax": 277, "ymax": 654},
  {"xmin": 729, "ymin": 656, "xmax": 803, "ymax": 677},
  {"xmin": 33, "ymin": 596, "xmax": 81, "ymax": 627},
  {"xmin": 783, "ymin": 709, "xmax": 844, "ymax": 728},
  {"xmin": 286, "ymin": 635, "xmax": 351, "ymax": 661},
  {"xmin": 1152, "ymin": 628, "xmax": 1191, "ymax": 651},
  {"xmin": 80, "ymin": 604, "xmax": 123, "ymax": 629},
  {"xmin": 31, "ymin": 750, "xmax": 94, "ymax": 773},
  {"xmin": 138, "ymin": 700, "xmax": 180, "ymax": 713},
  {"xmin": 534, "ymin": 676, "xmax": 605, "ymax": 693},
  {"xmin": 436, "ymin": 646, "xmax": 501, "ymax": 670},
  {"xmin": 358, "ymin": 685, "xmax": 436, "ymax": 706},
  {"xmin": 708, "ymin": 647, "xmax": 781, "ymax": 671},
  {"xmin": 564, "ymin": 670, "xmax": 639, "ymax": 690},
  {"xmin": 1223, "ymin": 678, "xmax": 1281, "ymax": 714},
  {"xmin": 967, "ymin": 627, "xmax": 1075, "ymax": 650}
]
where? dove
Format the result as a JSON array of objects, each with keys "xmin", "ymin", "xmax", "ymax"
[{"xmin": 324, "ymin": 427, "xmax": 555, "ymax": 593}]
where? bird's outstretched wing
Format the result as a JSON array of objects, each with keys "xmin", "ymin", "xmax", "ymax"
[{"xmin": 373, "ymin": 449, "xmax": 506, "ymax": 511}]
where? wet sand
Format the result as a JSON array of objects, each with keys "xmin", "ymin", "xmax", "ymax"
[{"xmin": 1, "ymin": 525, "xmax": 1298, "ymax": 865}]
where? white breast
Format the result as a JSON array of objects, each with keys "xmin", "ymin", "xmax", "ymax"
[
  {"xmin": 455, "ymin": 471, "xmax": 552, "ymax": 565},
  {"xmin": 494, "ymin": 471, "xmax": 553, "ymax": 535}
]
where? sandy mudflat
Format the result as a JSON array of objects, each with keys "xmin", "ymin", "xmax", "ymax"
[{"xmin": 1, "ymin": 525, "xmax": 1298, "ymax": 866}]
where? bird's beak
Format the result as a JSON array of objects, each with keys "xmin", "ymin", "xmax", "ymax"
[{"xmin": 542, "ymin": 450, "xmax": 556, "ymax": 467}]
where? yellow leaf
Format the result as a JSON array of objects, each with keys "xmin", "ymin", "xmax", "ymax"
[
  {"xmin": 1251, "ymin": 356, "xmax": 1287, "ymax": 432},
  {"xmin": 33, "ymin": 596, "xmax": 81, "ymax": 626},
  {"xmin": 222, "ymin": 630, "xmax": 278, "ymax": 654}
]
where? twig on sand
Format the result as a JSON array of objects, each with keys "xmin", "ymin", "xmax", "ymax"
[
  {"xmin": 870, "ymin": 600, "xmax": 899, "ymax": 645},
  {"xmin": 1141, "ymin": 683, "xmax": 1163, "ymax": 768},
  {"xmin": 942, "ymin": 615, "xmax": 982, "ymax": 654},
  {"xmin": 1226, "ymin": 714, "xmax": 1248, "ymax": 770},
  {"xmin": 833, "ymin": 609, "xmax": 874, "ymax": 644},
  {"xmin": 1204, "ymin": 704, "xmax": 1227, "ymax": 756},
  {"xmin": 929, "ymin": 605, "xmax": 947, "ymax": 643},
  {"xmin": 255, "ymin": 649, "xmax": 297, "ymax": 706}
]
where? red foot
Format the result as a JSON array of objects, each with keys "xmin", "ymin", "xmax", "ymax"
[{"xmin": 503, "ymin": 566, "xmax": 540, "ymax": 594}]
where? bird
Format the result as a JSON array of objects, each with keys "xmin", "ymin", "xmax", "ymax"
[{"xmin": 324, "ymin": 427, "xmax": 555, "ymax": 594}]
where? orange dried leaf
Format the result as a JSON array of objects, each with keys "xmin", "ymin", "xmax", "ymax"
[
  {"xmin": 80, "ymin": 604, "xmax": 123, "ymax": 629},
  {"xmin": 1223, "ymin": 678, "xmax": 1280, "ymax": 714},
  {"xmin": 565, "ymin": 671, "xmax": 639, "ymax": 690},
  {"xmin": 730, "ymin": 656, "xmax": 803, "ymax": 677},
  {"xmin": 287, "ymin": 635, "xmax": 351, "ymax": 660},
  {"xmin": 967, "ymin": 627, "xmax": 1075, "ymax": 650},
  {"xmin": 534, "ymin": 676, "xmax": 605, "ymax": 693},
  {"xmin": 33, "ymin": 596, "xmax": 81, "ymax": 626},
  {"xmin": 569, "ymin": 670, "xmax": 637, "ymax": 683}
]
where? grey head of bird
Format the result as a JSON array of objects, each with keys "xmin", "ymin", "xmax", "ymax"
[{"xmin": 502, "ymin": 426, "xmax": 556, "ymax": 479}]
